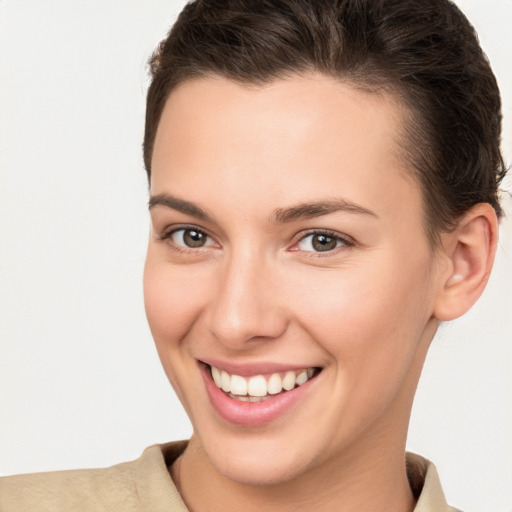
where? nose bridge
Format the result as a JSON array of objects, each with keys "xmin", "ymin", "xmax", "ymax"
[{"xmin": 208, "ymin": 245, "xmax": 287, "ymax": 347}]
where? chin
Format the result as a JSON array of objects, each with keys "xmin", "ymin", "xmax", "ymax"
[
  {"xmin": 197, "ymin": 429, "xmax": 319, "ymax": 487},
  {"xmin": 214, "ymin": 453, "xmax": 304, "ymax": 486}
]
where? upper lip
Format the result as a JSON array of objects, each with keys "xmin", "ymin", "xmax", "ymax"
[{"xmin": 199, "ymin": 358, "xmax": 320, "ymax": 376}]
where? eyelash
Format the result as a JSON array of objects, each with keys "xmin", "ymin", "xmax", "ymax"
[
  {"xmin": 290, "ymin": 229, "xmax": 355, "ymax": 255},
  {"xmin": 157, "ymin": 226, "xmax": 354, "ymax": 255},
  {"xmin": 157, "ymin": 225, "xmax": 218, "ymax": 254}
]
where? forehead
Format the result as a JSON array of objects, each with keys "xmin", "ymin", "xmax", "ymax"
[{"xmin": 151, "ymin": 74, "xmax": 421, "ymax": 223}]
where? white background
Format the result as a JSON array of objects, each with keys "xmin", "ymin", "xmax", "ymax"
[{"xmin": 0, "ymin": 1, "xmax": 510, "ymax": 511}]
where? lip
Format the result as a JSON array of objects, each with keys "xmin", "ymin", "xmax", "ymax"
[
  {"xmin": 200, "ymin": 358, "xmax": 317, "ymax": 377},
  {"xmin": 199, "ymin": 361, "xmax": 320, "ymax": 427}
]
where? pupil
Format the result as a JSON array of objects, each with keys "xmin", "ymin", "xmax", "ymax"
[
  {"xmin": 184, "ymin": 230, "xmax": 205, "ymax": 247},
  {"xmin": 312, "ymin": 234, "xmax": 336, "ymax": 252}
]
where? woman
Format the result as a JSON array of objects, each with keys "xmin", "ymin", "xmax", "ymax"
[{"xmin": 0, "ymin": 0, "xmax": 508, "ymax": 510}]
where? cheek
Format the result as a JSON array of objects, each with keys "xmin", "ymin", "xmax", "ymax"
[
  {"xmin": 291, "ymin": 258, "xmax": 434, "ymax": 443},
  {"xmin": 291, "ymin": 253, "xmax": 433, "ymax": 386},
  {"xmin": 143, "ymin": 251, "xmax": 212, "ymax": 410},
  {"xmin": 143, "ymin": 251, "xmax": 208, "ymax": 354}
]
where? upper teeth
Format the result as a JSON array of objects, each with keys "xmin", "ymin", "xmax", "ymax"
[{"xmin": 210, "ymin": 366, "xmax": 316, "ymax": 397}]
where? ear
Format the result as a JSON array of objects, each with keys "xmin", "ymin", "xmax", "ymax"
[{"xmin": 433, "ymin": 203, "xmax": 499, "ymax": 321}]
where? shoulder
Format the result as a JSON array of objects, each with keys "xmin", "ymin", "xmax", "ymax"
[
  {"xmin": 0, "ymin": 458, "xmax": 139, "ymax": 512},
  {"xmin": 0, "ymin": 441, "xmax": 188, "ymax": 512}
]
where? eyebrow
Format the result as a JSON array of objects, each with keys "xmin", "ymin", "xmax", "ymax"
[
  {"xmin": 271, "ymin": 199, "xmax": 378, "ymax": 223},
  {"xmin": 148, "ymin": 193, "xmax": 212, "ymax": 221},
  {"xmin": 148, "ymin": 193, "xmax": 378, "ymax": 224}
]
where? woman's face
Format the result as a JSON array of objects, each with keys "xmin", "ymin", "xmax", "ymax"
[{"xmin": 144, "ymin": 74, "xmax": 443, "ymax": 485}]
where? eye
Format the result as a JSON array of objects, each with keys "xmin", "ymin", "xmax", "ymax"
[
  {"xmin": 296, "ymin": 232, "xmax": 350, "ymax": 253},
  {"xmin": 169, "ymin": 228, "xmax": 216, "ymax": 249}
]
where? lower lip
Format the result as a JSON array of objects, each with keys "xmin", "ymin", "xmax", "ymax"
[{"xmin": 199, "ymin": 363, "xmax": 319, "ymax": 427}]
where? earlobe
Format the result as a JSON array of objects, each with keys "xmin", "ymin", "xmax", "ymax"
[{"xmin": 433, "ymin": 203, "xmax": 498, "ymax": 322}]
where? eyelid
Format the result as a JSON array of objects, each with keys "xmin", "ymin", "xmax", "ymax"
[
  {"xmin": 157, "ymin": 224, "xmax": 220, "ymax": 249},
  {"xmin": 289, "ymin": 229, "xmax": 355, "ymax": 253},
  {"xmin": 155, "ymin": 224, "xmax": 354, "ymax": 255}
]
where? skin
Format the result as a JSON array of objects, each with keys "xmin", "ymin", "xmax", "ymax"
[{"xmin": 144, "ymin": 74, "xmax": 497, "ymax": 512}]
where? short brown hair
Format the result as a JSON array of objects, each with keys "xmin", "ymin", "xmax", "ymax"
[{"xmin": 143, "ymin": 0, "xmax": 506, "ymax": 243}]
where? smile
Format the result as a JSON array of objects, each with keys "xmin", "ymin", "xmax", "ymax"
[
  {"xmin": 200, "ymin": 361, "xmax": 322, "ymax": 426},
  {"xmin": 210, "ymin": 366, "xmax": 318, "ymax": 402}
]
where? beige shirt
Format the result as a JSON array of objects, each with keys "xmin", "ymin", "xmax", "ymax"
[{"xmin": 0, "ymin": 441, "xmax": 460, "ymax": 511}]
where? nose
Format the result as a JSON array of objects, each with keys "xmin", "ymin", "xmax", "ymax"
[{"xmin": 206, "ymin": 250, "xmax": 288, "ymax": 349}]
